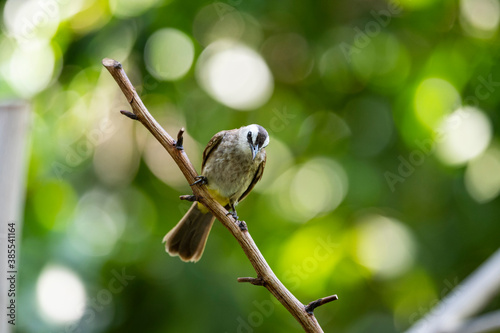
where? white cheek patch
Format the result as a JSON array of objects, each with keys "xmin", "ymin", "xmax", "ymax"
[{"xmin": 262, "ymin": 135, "xmax": 270, "ymax": 148}]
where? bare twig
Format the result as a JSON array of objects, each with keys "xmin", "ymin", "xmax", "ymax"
[
  {"xmin": 175, "ymin": 127, "xmax": 185, "ymax": 150},
  {"xmin": 237, "ymin": 277, "xmax": 266, "ymax": 286},
  {"xmin": 102, "ymin": 58, "xmax": 337, "ymax": 332},
  {"xmin": 120, "ymin": 110, "xmax": 138, "ymax": 120},
  {"xmin": 179, "ymin": 195, "xmax": 197, "ymax": 202},
  {"xmin": 405, "ymin": 248, "xmax": 500, "ymax": 333},
  {"xmin": 305, "ymin": 295, "xmax": 339, "ymax": 315}
]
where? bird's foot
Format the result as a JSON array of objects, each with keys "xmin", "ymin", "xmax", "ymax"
[
  {"xmin": 190, "ymin": 176, "xmax": 208, "ymax": 186},
  {"xmin": 226, "ymin": 210, "xmax": 239, "ymax": 220},
  {"xmin": 238, "ymin": 220, "xmax": 248, "ymax": 231}
]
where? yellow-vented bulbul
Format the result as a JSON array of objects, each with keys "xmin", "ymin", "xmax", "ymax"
[{"xmin": 163, "ymin": 124, "xmax": 269, "ymax": 262}]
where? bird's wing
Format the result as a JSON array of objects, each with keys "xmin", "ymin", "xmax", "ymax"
[
  {"xmin": 238, "ymin": 149, "xmax": 266, "ymax": 203},
  {"xmin": 201, "ymin": 130, "xmax": 226, "ymax": 171}
]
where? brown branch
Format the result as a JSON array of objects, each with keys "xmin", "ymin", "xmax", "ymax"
[{"xmin": 102, "ymin": 58, "xmax": 337, "ymax": 332}]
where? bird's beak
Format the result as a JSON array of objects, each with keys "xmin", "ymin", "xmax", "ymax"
[{"xmin": 251, "ymin": 144, "xmax": 259, "ymax": 160}]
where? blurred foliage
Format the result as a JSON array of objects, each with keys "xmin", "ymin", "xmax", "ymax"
[{"xmin": 2, "ymin": 0, "xmax": 500, "ymax": 332}]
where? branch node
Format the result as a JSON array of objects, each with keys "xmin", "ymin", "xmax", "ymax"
[
  {"xmin": 179, "ymin": 195, "xmax": 198, "ymax": 202},
  {"xmin": 305, "ymin": 295, "xmax": 338, "ymax": 315},
  {"xmin": 120, "ymin": 110, "xmax": 138, "ymax": 120},
  {"xmin": 175, "ymin": 127, "xmax": 185, "ymax": 150},
  {"xmin": 237, "ymin": 277, "xmax": 265, "ymax": 286}
]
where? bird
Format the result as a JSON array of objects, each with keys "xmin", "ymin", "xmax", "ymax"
[{"xmin": 163, "ymin": 124, "xmax": 269, "ymax": 262}]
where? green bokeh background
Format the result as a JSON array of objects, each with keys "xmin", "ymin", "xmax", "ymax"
[{"xmin": 2, "ymin": 0, "xmax": 500, "ymax": 332}]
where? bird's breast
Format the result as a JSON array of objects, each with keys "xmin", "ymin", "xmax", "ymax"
[{"xmin": 202, "ymin": 143, "xmax": 263, "ymax": 202}]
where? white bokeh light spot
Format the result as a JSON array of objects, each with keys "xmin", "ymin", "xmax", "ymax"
[
  {"xmin": 144, "ymin": 28, "xmax": 195, "ymax": 81},
  {"xmin": 36, "ymin": 265, "xmax": 86, "ymax": 324},
  {"xmin": 356, "ymin": 214, "xmax": 416, "ymax": 279},
  {"xmin": 460, "ymin": 0, "xmax": 500, "ymax": 38},
  {"xmin": 196, "ymin": 40, "xmax": 274, "ymax": 110},
  {"xmin": 68, "ymin": 190, "xmax": 126, "ymax": 257},
  {"xmin": 271, "ymin": 158, "xmax": 348, "ymax": 223},
  {"xmin": 465, "ymin": 146, "xmax": 500, "ymax": 203},
  {"xmin": 436, "ymin": 107, "xmax": 492, "ymax": 166},
  {"xmin": 2, "ymin": 41, "xmax": 55, "ymax": 98}
]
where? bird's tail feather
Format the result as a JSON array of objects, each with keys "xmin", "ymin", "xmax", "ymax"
[{"xmin": 163, "ymin": 203, "xmax": 215, "ymax": 262}]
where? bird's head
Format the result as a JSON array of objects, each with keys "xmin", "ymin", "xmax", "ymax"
[{"xmin": 239, "ymin": 124, "xmax": 269, "ymax": 160}]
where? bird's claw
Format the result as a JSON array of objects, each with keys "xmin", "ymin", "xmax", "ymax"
[
  {"xmin": 226, "ymin": 211, "xmax": 239, "ymax": 220},
  {"xmin": 190, "ymin": 176, "xmax": 208, "ymax": 186},
  {"xmin": 225, "ymin": 211, "xmax": 246, "ymax": 230},
  {"xmin": 238, "ymin": 220, "xmax": 247, "ymax": 231}
]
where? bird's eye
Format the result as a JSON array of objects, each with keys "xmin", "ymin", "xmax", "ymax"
[{"xmin": 247, "ymin": 131, "xmax": 252, "ymax": 139}]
